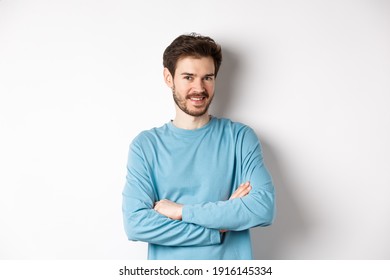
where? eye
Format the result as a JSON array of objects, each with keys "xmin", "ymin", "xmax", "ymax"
[
  {"xmin": 184, "ymin": 76, "xmax": 193, "ymax": 81},
  {"xmin": 204, "ymin": 76, "xmax": 214, "ymax": 81}
]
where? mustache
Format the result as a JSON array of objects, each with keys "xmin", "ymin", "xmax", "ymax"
[{"xmin": 186, "ymin": 91, "xmax": 209, "ymax": 99}]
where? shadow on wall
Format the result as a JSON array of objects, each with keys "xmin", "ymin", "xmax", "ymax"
[
  {"xmin": 252, "ymin": 139, "xmax": 308, "ymax": 260},
  {"xmin": 213, "ymin": 46, "xmax": 309, "ymax": 260},
  {"xmin": 210, "ymin": 47, "xmax": 241, "ymax": 117}
]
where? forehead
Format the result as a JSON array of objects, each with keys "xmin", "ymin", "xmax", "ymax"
[{"xmin": 175, "ymin": 56, "xmax": 215, "ymax": 75}]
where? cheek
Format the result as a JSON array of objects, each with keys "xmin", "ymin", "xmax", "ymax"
[
  {"xmin": 172, "ymin": 77, "xmax": 182, "ymax": 88},
  {"xmin": 175, "ymin": 82, "xmax": 191, "ymax": 93},
  {"xmin": 205, "ymin": 83, "xmax": 215, "ymax": 93}
]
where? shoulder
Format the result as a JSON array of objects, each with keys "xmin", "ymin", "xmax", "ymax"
[
  {"xmin": 130, "ymin": 123, "xmax": 169, "ymax": 148},
  {"xmin": 212, "ymin": 117, "xmax": 256, "ymax": 137},
  {"xmin": 213, "ymin": 117, "xmax": 260, "ymax": 150}
]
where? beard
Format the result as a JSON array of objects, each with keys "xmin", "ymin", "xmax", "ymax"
[{"xmin": 172, "ymin": 86, "xmax": 214, "ymax": 117}]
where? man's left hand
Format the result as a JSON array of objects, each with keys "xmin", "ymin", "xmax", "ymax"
[{"xmin": 154, "ymin": 199, "xmax": 183, "ymax": 220}]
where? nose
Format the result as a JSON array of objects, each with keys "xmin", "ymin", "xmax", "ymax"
[{"xmin": 192, "ymin": 78, "xmax": 205, "ymax": 93}]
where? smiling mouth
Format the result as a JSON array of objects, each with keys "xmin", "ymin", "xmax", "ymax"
[
  {"xmin": 187, "ymin": 92, "xmax": 209, "ymax": 101},
  {"xmin": 189, "ymin": 96, "xmax": 206, "ymax": 101}
]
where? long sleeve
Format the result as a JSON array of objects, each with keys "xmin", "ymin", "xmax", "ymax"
[
  {"xmin": 122, "ymin": 138, "xmax": 221, "ymax": 247},
  {"xmin": 181, "ymin": 127, "xmax": 275, "ymax": 231}
]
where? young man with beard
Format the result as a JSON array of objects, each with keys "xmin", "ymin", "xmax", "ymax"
[{"xmin": 122, "ymin": 33, "xmax": 275, "ymax": 260}]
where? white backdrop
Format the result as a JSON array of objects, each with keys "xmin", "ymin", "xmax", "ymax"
[{"xmin": 1, "ymin": 0, "xmax": 389, "ymax": 259}]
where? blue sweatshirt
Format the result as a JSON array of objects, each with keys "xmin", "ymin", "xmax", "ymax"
[{"xmin": 122, "ymin": 117, "xmax": 275, "ymax": 259}]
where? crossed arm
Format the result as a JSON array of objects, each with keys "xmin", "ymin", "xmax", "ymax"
[
  {"xmin": 123, "ymin": 128, "xmax": 275, "ymax": 246},
  {"xmin": 154, "ymin": 182, "xmax": 252, "ymax": 221}
]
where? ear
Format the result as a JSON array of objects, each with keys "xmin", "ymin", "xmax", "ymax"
[{"xmin": 163, "ymin": 68, "xmax": 174, "ymax": 88}]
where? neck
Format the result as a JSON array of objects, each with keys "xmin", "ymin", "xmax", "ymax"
[{"xmin": 172, "ymin": 109, "xmax": 211, "ymax": 130}]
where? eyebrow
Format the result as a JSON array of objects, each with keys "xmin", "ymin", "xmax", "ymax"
[{"xmin": 180, "ymin": 72, "xmax": 215, "ymax": 77}]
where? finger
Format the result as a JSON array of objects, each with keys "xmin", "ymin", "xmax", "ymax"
[
  {"xmin": 235, "ymin": 183, "xmax": 252, "ymax": 198},
  {"xmin": 232, "ymin": 182, "xmax": 249, "ymax": 197},
  {"xmin": 236, "ymin": 182, "xmax": 250, "ymax": 194},
  {"xmin": 234, "ymin": 186, "xmax": 251, "ymax": 198},
  {"xmin": 154, "ymin": 201, "xmax": 162, "ymax": 210},
  {"xmin": 241, "ymin": 185, "xmax": 252, "ymax": 196},
  {"xmin": 229, "ymin": 182, "xmax": 251, "ymax": 200},
  {"xmin": 229, "ymin": 183, "xmax": 244, "ymax": 200}
]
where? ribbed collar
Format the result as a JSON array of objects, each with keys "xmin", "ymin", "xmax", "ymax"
[{"xmin": 167, "ymin": 115, "xmax": 216, "ymax": 137}]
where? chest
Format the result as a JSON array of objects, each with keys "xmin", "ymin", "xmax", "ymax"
[{"xmin": 150, "ymin": 136, "xmax": 237, "ymax": 204}]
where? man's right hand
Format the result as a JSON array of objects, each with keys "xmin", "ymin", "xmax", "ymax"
[
  {"xmin": 229, "ymin": 181, "xmax": 252, "ymax": 200},
  {"xmin": 220, "ymin": 182, "xmax": 252, "ymax": 233}
]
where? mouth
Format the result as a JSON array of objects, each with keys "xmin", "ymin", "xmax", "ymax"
[
  {"xmin": 187, "ymin": 94, "xmax": 208, "ymax": 106},
  {"xmin": 187, "ymin": 92, "xmax": 209, "ymax": 100},
  {"xmin": 189, "ymin": 96, "xmax": 206, "ymax": 101}
]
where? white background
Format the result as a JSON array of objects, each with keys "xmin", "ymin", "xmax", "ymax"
[{"xmin": 1, "ymin": 0, "xmax": 389, "ymax": 259}]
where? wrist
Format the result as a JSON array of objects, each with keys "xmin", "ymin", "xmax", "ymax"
[{"xmin": 177, "ymin": 204, "xmax": 183, "ymax": 220}]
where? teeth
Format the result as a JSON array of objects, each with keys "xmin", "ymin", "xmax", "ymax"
[{"xmin": 191, "ymin": 97, "xmax": 203, "ymax": 100}]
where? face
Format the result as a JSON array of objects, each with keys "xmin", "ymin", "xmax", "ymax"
[{"xmin": 164, "ymin": 56, "xmax": 216, "ymax": 117}]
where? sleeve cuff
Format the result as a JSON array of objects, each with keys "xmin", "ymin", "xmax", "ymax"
[
  {"xmin": 183, "ymin": 205, "xmax": 221, "ymax": 244},
  {"xmin": 210, "ymin": 229, "xmax": 222, "ymax": 244},
  {"xmin": 182, "ymin": 205, "xmax": 193, "ymax": 223}
]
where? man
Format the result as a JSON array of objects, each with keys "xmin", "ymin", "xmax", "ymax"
[{"xmin": 122, "ymin": 33, "xmax": 275, "ymax": 260}]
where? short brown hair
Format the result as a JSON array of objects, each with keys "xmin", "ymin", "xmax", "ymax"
[{"xmin": 163, "ymin": 33, "xmax": 222, "ymax": 77}]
